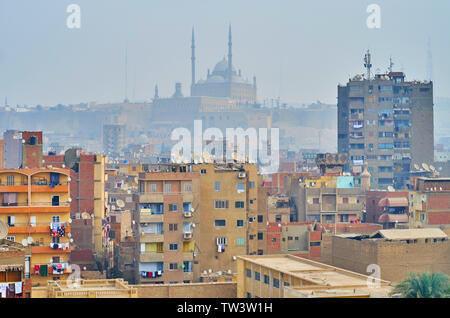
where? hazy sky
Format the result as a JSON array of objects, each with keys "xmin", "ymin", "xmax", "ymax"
[{"xmin": 0, "ymin": 0, "xmax": 449, "ymax": 106}]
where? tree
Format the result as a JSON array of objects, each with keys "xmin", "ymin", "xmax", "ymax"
[{"xmin": 390, "ymin": 271, "xmax": 450, "ymax": 298}]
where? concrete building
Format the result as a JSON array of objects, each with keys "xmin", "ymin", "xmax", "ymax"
[
  {"xmin": 237, "ymin": 254, "xmax": 392, "ymax": 298},
  {"xmin": 134, "ymin": 165, "xmax": 200, "ymax": 284},
  {"xmin": 0, "ymin": 239, "xmax": 31, "ymax": 298},
  {"xmin": 338, "ymin": 52, "xmax": 434, "ymax": 190},
  {"xmin": 0, "ymin": 168, "xmax": 72, "ymax": 286},
  {"xmin": 290, "ymin": 175, "xmax": 366, "ymax": 224},
  {"xmin": 44, "ymin": 149, "xmax": 107, "ymax": 269},
  {"xmin": 0, "ymin": 139, "xmax": 3, "ymax": 169},
  {"xmin": 103, "ymin": 124, "xmax": 126, "ymax": 158},
  {"xmin": 366, "ymin": 191, "xmax": 409, "ymax": 229},
  {"xmin": 409, "ymin": 177, "xmax": 450, "ymax": 227},
  {"xmin": 322, "ymin": 228, "xmax": 450, "ymax": 283}
]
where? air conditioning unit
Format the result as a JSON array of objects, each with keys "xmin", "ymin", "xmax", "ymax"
[
  {"xmin": 238, "ymin": 172, "xmax": 246, "ymax": 179},
  {"xmin": 183, "ymin": 211, "xmax": 192, "ymax": 218},
  {"xmin": 183, "ymin": 232, "xmax": 193, "ymax": 240}
]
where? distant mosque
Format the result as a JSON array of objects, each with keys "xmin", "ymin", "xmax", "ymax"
[{"xmin": 189, "ymin": 25, "xmax": 257, "ymax": 105}]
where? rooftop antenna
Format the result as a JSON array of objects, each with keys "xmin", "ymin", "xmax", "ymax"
[
  {"xmin": 426, "ymin": 36, "xmax": 433, "ymax": 82},
  {"xmin": 124, "ymin": 46, "xmax": 129, "ymax": 103},
  {"xmin": 388, "ymin": 56, "xmax": 394, "ymax": 73},
  {"xmin": 364, "ymin": 50, "xmax": 372, "ymax": 80}
]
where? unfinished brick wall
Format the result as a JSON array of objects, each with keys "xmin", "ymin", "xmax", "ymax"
[{"xmin": 137, "ymin": 282, "xmax": 237, "ymax": 298}]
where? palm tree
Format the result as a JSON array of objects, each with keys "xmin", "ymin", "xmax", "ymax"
[{"xmin": 390, "ymin": 271, "xmax": 450, "ymax": 298}]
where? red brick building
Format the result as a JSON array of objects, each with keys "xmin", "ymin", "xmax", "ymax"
[{"xmin": 366, "ymin": 191, "xmax": 409, "ymax": 229}]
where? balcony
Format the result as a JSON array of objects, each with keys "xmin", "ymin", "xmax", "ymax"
[
  {"xmin": 0, "ymin": 182, "xmax": 28, "ymax": 192},
  {"xmin": 337, "ymin": 203, "xmax": 362, "ymax": 212},
  {"xmin": 0, "ymin": 204, "xmax": 70, "ymax": 214},
  {"xmin": 140, "ymin": 252, "xmax": 164, "ymax": 263},
  {"xmin": 31, "ymin": 245, "xmax": 71, "ymax": 254},
  {"xmin": 5, "ymin": 222, "xmax": 70, "ymax": 234},
  {"xmin": 183, "ymin": 232, "xmax": 193, "ymax": 241},
  {"xmin": 140, "ymin": 233, "xmax": 164, "ymax": 243},
  {"xmin": 31, "ymin": 182, "xmax": 69, "ymax": 193},
  {"xmin": 140, "ymin": 213, "xmax": 164, "ymax": 223}
]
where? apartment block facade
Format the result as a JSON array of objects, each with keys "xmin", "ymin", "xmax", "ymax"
[
  {"xmin": 0, "ymin": 168, "xmax": 72, "ymax": 285},
  {"xmin": 135, "ymin": 166, "xmax": 200, "ymax": 284},
  {"xmin": 338, "ymin": 71, "xmax": 433, "ymax": 190}
]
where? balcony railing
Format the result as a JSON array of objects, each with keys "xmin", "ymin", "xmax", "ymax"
[{"xmin": 0, "ymin": 201, "xmax": 70, "ymax": 207}]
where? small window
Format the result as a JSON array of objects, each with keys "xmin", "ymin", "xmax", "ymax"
[
  {"xmin": 246, "ymin": 269, "xmax": 252, "ymax": 278},
  {"xmin": 342, "ymin": 197, "xmax": 349, "ymax": 204},
  {"xmin": 235, "ymin": 201, "xmax": 245, "ymax": 208},
  {"xmin": 257, "ymin": 233, "xmax": 263, "ymax": 240},
  {"xmin": 215, "ymin": 182, "xmax": 220, "ymax": 192},
  {"xmin": 254, "ymin": 272, "xmax": 260, "ymax": 281},
  {"xmin": 273, "ymin": 278, "xmax": 280, "ymax": 288},
  {"xmin": 237, "ymin": 238, "xmax": 245, "ymax": 246},
  {"xmin": 249, "ymin": 182, "xmax": 255, "ymax": 189},
  {"xmin": 236, "ymin": 220, "xmax": 244, "ymax": 228},
  {"xmin": 264, "ymin": 275, "xmax": 270, "ymax": 284},
  {"xmin": 169, "ymin": 263, "xmax": 178, "ymax": 271},
  {"xmin": 312, "ymin": 198, "xmax": 319, "ymax": 204},
  {"xmin": 164, "ymin": 184, "xmax": 172, "ymax": 193},
  {"xmin": 169, "ymin": 243, "xmax": 178, "ymax": 251},
  {"xmin": 201, "ymin": 169, "xmax": 207, "ymax": 175},
  {"xmin": 169, "ymin": 224, "xmax": 178, "ymax": 232},
  {"xmin": 184, "ymin": 183, "xmax": 192, "ymax": 192},
  {"xmin": 257, "ymin": 215, "xmax": 263, "ymax": 223},
  {"xmin": 214, "ymin": 220, "xmax": 226, "ymax": 227},
  {"xmin": 310, "ymin": 241, "xmax": 321, "ymax": 246},
  {"xmin": 168, "ymin": 204, "xmax": 178, "ymax": 212},
  {"xmin": 237, "ymin": 183, "xmax": 245, "ymax": 193},
  {"xmin": 149, "ymin": 184, "xmax": 157, "ymax": 192}
]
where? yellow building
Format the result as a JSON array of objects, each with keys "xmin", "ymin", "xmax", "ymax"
[
  {"xmin": 0, "ymin": 168, "xmax": 72, "ymax": 285},
  {"xmin": 192, "ymin": 163, "xmax": 264, "ymax": 280},
  {"xmin": 237, "ymin": 254, "xmax": 393, "ymax": 298}
]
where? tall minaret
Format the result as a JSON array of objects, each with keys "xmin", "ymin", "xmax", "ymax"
[
  {"xmin": 191, "ymin": 27, "xmax": 196, "ymax": 95},
  {"xmin": 154, "ymin": 84, "xmax": 159, "ymax": 100},
  {"xmin": 228, "ymin": 24, "xmax": 232, "ymax": 84}
]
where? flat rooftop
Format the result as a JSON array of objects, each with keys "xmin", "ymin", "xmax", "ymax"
[{"xmin": 238, "ymin": 254, "xmax": 391, "ymax": 287}]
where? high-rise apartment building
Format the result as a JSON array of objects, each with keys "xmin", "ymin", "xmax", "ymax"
[
  {"xmin": 103, "ymin": 124, "xmax": 126, "ymax": 158},
  {"xmin": 338, "ymin": 52, "xmax": 433, "ymax": 190}
]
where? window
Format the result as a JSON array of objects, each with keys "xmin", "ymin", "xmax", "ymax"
[
  {"xmin": 237, "ymin": 238, "xmax": 245, "ymax": 246},
  {"xmin": 169, "ymin": 263, "xmax": 178, "ymax": 271},
  {"xmin": 246, "ymin": 269, "xmax": 252, "ymax": 278},
  {"xmin": 257, "ymin": 232, "xmax": 263, "ymax": 240},
  {"xmin": 310, "ymin": 241, "xmax": 321, "ymax": 246},
  {"xmin": 236, "ymin": 220, "xmax": 244, "ymax": 228},
  {"xmin": 342, "ymin": 197, "xmax": 349, "ymax": 204},
  {"xmin": 201, "ymin": 169, "xmax": 207, "ymax": 175},
  {"xmin": 30, "ymin": 216, "xmax": 36, "ymax": 227},
  {"xmin": 257, "ymin": 215, "xmax": 263, "ymax": 223},
  {"xmin": 215, "ymin": 182, "xmax": 220, "ymax": 192},
  {"xmin": 216, "ymin": 237, "xmax": 227, "ymax": 245},
  {"xmin": 271, "ymin": 238, "xmax": 277, "ymax": 242},
  {"xmin": 168, "ymin": 204, "xmax": 178, "ymax": 212},
  {"xmin": 214, "ymin": 200, "xmax": 229, "ymax": 209},
  {"xmin": 169, "ymin": 243, "xmax": 178, "ymax": 251},
  {"xmin": 52, "ymin": 216, "xmax": 60, "ymax": 223},
  {"xmin": 249, "ymin": 182, "xmax": 255, "ymax": 189},
  {"xmin": 237, "ymin": 183, "xmax": 245, "ymax": 193},
  {"xmin": 264, "ymin": 275, "xmax": 269, "ymax": 284},
  {"xmin": 214, "ymin": 220, "xmax": 226, "ymax": 227},
  {"xmin": 249, "ymin": 235, "xmax": 254, "ymax": 240},
  {"xmin": 273, "ymin": 278, "xmax": 280, "ymax": 288},
  {"xmin": 183, "ymin": 202, "xmax": 192, "ymax": 212},
  {"xmin": 169, "ymin": 224, "xmax": 178, "ymax": 232},
  {"xmin": 149, "ymin": 184, "xmax": 157, "ymax": 192},
  {"xmin": 275, "ymin": 215, "xmax": 282, "ymax": 222},
  {"xmin": 51, "ymin": 196, "xmax": 60, "ymax": 206},
  {"xmin": 6, "ymin": 175, "xmax": 15, "ymax": 186},
  {"xmin": 235, "ymin": 201, "xmax": 245, "ymax": 208},
  {"xmin": 52, "ymin": 237, "xmax": 60, "ymax": 243},
  {"xmin": 246, "ymin": 293, "xmax": 251, "ymax": 298},
  {"xmin": 6, "ymin": 236, "xmax": 15, "ymax": 242},
  {"xmin": 312, "ymin": 198, "xmax": 319, "ymax": 204},
  {"xmin": 184, "ymin": 183, "xmax": 192, "ymax": 192},
  {"xmin": 254, "ymin": 272, "xmax": 260, "ymax": 281},
  {"xmin": 164, "ymin": 184, "xmax": 172, "ymax": 193},
  {"xmin": 7, "ymin": 216, "xmax": 15, "ymax": 226}
]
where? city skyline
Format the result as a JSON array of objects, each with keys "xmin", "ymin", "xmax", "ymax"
[{"xmin": 0, "ymin": 0, "xmax": 449, "ymax": 106}]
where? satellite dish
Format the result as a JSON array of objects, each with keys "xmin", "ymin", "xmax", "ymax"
[
  {"xmin": 422, "ymin": 163, "xmax": 430, "ymax": 171},
  {"xmin": 0, "ymin": 221, "xmax": 8, "ymax": 240},
  {"xmin": 208, "ymin": 269, "xmax": 212, "ymax": 274},
  {"xmin": 387, "ymin": 186, "xmax": 395, "ymax": 192},
  {"xmin": 68, "ymin": 218, "xmax": 72, "ymax": 224},
  {"xmin": 117, "ymin": 200, "xmax": 125, "ymax": 208},
  {"xmin": 21, "ymin": 239, "xmax": 28, "ymax": 247},
  {"xmin": 430, "ymin": 165, "xmax": 436, "ymax": 171},
  {"xmin": 27, "ymin": 236, "xmax": 34, "ymax": 244},
  {"xmin": 414, "ymin": 164, "xmax": 419, "ymax": 170}
]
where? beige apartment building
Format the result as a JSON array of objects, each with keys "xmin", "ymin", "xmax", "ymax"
[{"xmin": 134, "ymin": 162, "xmax": 266, "ymax": 284}]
